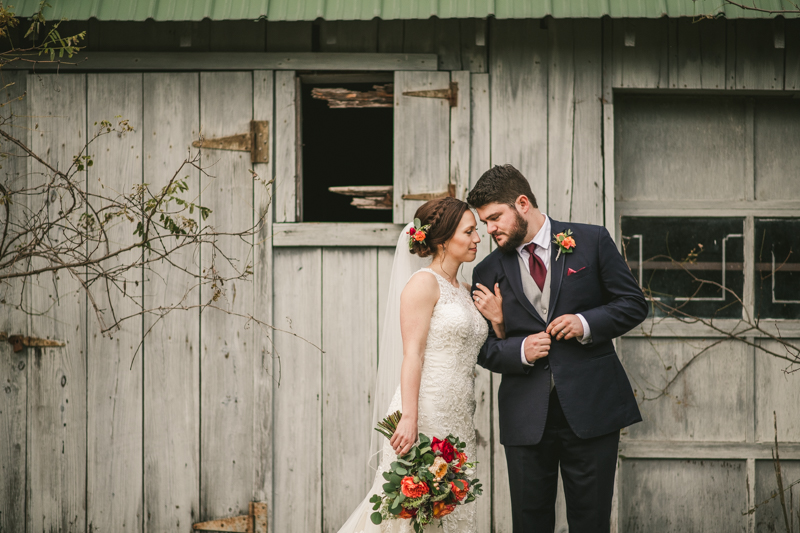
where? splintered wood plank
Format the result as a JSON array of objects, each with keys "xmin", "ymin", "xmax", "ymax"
[
  {"xmin": 274, "ymin": 70, "xmax": 297, "ymax": 222},
  {"xmin": 142, "ymin": 72, "xmax": 200, "ymax": 533},
  {"xmin": 273, "ymin": 248, "xmax": 322, "ymax": 533},
  {"xmin": 86, "ymin": 72, "xmax": 144, "ymax": 533},
  {"xmin": 199, "ymin": 71, "xmax": 255, "ymax": 522},
  {"xmin": 547, "ymin": 20, "xmax": 576, "ymax": 223},
  {"xmin": 619, "ymin": 459, "xmax": 748, "ymax": 532},
  {"xmin": 489, "ymin": 19, "xmax": 548, "ymax": 203},
  {"xmin": 735, "ymin": 19, "xmax": 784, "ymax": 90},
  {"xmin": 613, "ymin": 19, "xmax": 669, "ymax": 89},
  {"xmin": 27, "ymin": 73, "xmax": 87, "ymax": 533},
  {"xmin": 676, "ymin": 18, "xmax": 726, "ymax": 90},
  {"xmin": 571, "ymin": 19, "xmax": 604, "ymax": 225},
  {"xmin": 0, "ymin": 70, "xmax": 27, "ymax": 533},
  {"xmin": 450, "ymin": 71, "xmax": 471, "ymax": 202},
  {"xmin": 319, "ymin": 20, "xmax": 378, "ymax": 52},
  {"xmin": 321, "ymin": 248, "xmax": 378, "ymax": 532},
  {"xmin": 393, "ymin": 70, "xmax": 451, "ymax": 223},
  {"xmin": 252, "ymin": 69, "xmax": 275, "ymax": 533},
  {"xmin": 621, "ymin": 338, "xmax": 748, "ymax": 442}
]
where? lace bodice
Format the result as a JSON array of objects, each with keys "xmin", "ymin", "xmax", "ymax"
[{"xmin": 378, "ymin": 268, "xmax": 489, "ymax": 533}]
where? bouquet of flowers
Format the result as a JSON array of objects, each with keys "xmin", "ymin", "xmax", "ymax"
[{"xmin": 369, "ymin": 411, "xmax": 483, "ymax": 532}]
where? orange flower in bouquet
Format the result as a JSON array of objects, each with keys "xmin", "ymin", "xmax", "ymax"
[
  {"xmin": 432, "ymin": 501, "xmax": 456, "ymax": 519},
  {"xmin": 451, "ymin": 479, "xmax": 470, "ymax": 501},
  {"xmin": 401, "ymin": 476, "xmax": 429, "ymax": 498}
]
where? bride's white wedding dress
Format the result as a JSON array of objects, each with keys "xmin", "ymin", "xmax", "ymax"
[{"xmin": 338, "ymin": 267, "xmax": 488, "ymax": 533}]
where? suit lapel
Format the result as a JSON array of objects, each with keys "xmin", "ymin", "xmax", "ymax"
[
  {"xmin": 548, "ymin": 218, "xmax": 568, "ymax": 321},
  {"xmin": 500, "ymin": 251, "xmax": 545, "ymax": 325}
]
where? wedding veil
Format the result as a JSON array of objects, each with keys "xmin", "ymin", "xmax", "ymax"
[{"xmin": 370, "ymin": 221, "xmax": 428, "ymax": 458}]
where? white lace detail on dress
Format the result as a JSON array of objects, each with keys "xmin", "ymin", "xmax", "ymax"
[{"xmin": 376, "ymin": 268, "xmax": 489, "ymax": 533}]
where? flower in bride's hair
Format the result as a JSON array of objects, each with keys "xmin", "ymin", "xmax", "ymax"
[
  {"xmin": 428, "ymin": 456, "xmax": 448, "ymax": 481},
  {"xmin": 408, "ymin": 227, "xmax": 416, "ymax": 236},
  {"xmin": 401, "ymin": 476, "xmax": 430, "ymax": 498},
  {"xmin": 414, "ymin": 231, "xmax": 426, "ymax": 242}
]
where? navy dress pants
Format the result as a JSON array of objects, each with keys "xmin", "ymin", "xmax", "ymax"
[{"xmin": 504, "ymin": 388, "xmax": 620, "ymax": 533}]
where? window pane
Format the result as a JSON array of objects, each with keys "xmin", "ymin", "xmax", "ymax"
[
  {"xmin": 755, "ymin": 218, "xmax": 800, "ymax": 319},
  {"xmin": 621, "ymin": 217, "xmax": 744, "ymax": 319}
]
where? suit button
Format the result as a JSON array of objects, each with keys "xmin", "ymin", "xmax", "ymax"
[
  {"xmin": 543, "ymin": 364, "xmax": 550, "ymax": 370},
  {"xmin": 542, "ymin": 307, "xmax": 547, "ymax": 314}
]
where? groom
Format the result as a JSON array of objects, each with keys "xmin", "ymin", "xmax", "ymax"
[{"xmin": 468, "ymin": 165, "xmax": 647, "ymax": 533}]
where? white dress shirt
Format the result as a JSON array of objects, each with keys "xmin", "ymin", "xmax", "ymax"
[{"xmin": 519, "ymin": 215, "xmax": 592, "ymax": 366}]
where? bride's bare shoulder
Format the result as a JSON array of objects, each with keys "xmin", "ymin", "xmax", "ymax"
[{"xmin": 401, "ymin": 270, "xmax": 440, "ymax": 304}]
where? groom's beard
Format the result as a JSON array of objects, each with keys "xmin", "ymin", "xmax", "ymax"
[{"xmin": 493, "ymin": 210, "xmax": 529, "ymax": 254}]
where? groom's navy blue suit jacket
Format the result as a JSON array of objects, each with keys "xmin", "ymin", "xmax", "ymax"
[{"xmin": 472, "ymin": 218, "xmax": 647, "ymax": 446}]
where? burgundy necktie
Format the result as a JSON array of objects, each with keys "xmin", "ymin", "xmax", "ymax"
[{"xmin": 524, "ymin": 243, "xmax": 547, "ymax": 292}]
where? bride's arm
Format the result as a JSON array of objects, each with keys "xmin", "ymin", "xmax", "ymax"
[
  {"xmin": 473, "ymin": 282, "xmax": 505, "ymax": 339},
  {"xmin": 389, "ymin": 272, "xmax": 439, "ymax": 457}
]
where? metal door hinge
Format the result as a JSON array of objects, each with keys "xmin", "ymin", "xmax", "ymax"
[
  {"xmin": 193, "ymin": 502, "xmax": 267, "ymax": 533},
  {"xmin": 402, "ymin": 81, "xmax": 458, "ymax": 108},
  {"xmin": 192, "ymin": 121, "xmax": 269, "ymax": 164},
  {"xmin": 1, "ymin": 332, "xmax": 65, "ymax": 353}
]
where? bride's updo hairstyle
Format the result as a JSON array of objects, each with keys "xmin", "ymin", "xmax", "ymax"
[{"xmin": 410, "ymin": 196, "xmax": 469, "ymax": 258}]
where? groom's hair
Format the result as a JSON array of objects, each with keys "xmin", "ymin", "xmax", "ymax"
[{"xmin": 467, "ymin": 164, "xmax": 538, "ymax": 209}]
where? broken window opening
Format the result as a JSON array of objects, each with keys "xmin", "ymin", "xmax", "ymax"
[{"xmin": 300, "ymin": 74, "xmax": 394, "ymax": 223}]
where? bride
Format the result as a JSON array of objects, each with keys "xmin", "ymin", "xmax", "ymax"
[{"xmin": 338, "ymin": 197, "xmax": 505, "ymax": 533}]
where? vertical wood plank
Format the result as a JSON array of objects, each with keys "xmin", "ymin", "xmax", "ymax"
[
  {"xmin": 491, "ymin": 376, "xmax": 513, "ymax": 533},
  {"xmin": 676, "ymin": 18, "xmax": 727, "ymax": 90},
  {"xmin": 273, "ymin": 248, "xmax": 322, "ymax": 533},
  {"xmin": 393, "ymin": 70, "xmax": 451, "ymax": 223},
  {"xmin": 726, "ymin": 20, "xmax": 737, "ymax": 90},
  {"xmin": 460, "ymin": 19, "xmax": 487, "ymax": 73},
  {"xmin": 266, "ymin": 21, "xmax": 313, "ymax": 52},
  {"xmin": 319, "ymin": 20, "xmax": 378, "ymax": 52},
  {"xmin": 208, "ymin": 20, "xmax": 266, "ymax": 51},
  {"xmin": 199, "ymin": 70, "xmax": 255, "ymax": 521},
  {"xmin": 735, "ymin": 19, "xmax": 784, "ymax": 90},
  {"xmin": 0, "ymin": 70, "xmax": 28, "ymax": 533},
  {"xmin": 613, "ymin": 19, "xmax": 669, "ymax": 88},
  {"xmin": 572, "ymin": 19, "xmax": 604, "ymax": 226},
  {"xmin": 252, "ymin": 69, "xmax": 275, "ymax": 533},
  {"xmin": 321, "ymin": 248, "xmax": 378, "ymax": 532},
  {"xmin": 786, "ymin": 19, "xmax": 800, "ymax": 90},
  {"xmin": 275, "ymin": 70, "xmax": 297, "ymax": 223},
  {"xmin": 434, "ymin": 19, "xmax": 463, "ymax": 72},
  {"xmin": 450, "ymin": 71, "xmax": 471, "ymax": 201},
  {"xmin": 603, "ymin": 103, "xmax": 615, "ymax": 235},
  {"xmin": 489, "ymin": 19, "xmax": 549, "ymax": 204},
  {"xmin": 27, "ymin": 73, "xmax": 87, "ymax": 533},
  {"xmin": 142, "ymin": 72, "xmax": 201, "ymax": 533},
  {"xmin": 547, "ymin": 20, "xmax": 576, "ymax": 222},
  {"xmin": 377, "ymin": 20, "xmax": 405, "ymax": 53},
  {"xmin": 86, "ymin": 72, "xmax": 144, "ymax": 533}
]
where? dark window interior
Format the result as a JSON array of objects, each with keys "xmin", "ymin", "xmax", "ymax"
[{"xmin": 301, "ymin": 80, "xmax": 393, "ymax": 222}]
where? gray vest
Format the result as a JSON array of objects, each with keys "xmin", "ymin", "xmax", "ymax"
[{"xmin": 518, "ymin": 253, "xmax": 555, "ymax": 390}]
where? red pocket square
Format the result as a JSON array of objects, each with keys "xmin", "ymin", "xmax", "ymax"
[{"xmin": 567, "ymin": 266, "xmax": 586, "ymax": 276}]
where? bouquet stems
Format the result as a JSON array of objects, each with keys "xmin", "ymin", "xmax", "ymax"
[{"xmin": 375, "ymin": 410, "xmax": 402, "ymax": 440}]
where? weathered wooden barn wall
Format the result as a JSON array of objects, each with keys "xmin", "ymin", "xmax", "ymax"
[{"xmin": 1, "ymin": 16, "xmax": 799, "ymax": 533}]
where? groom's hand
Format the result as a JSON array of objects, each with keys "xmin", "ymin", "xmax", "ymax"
[
  {"xmin": 547, "ymin": 314, "xmax": 584, "ymax": 341},
  {"xmin": 524, "ymin": 332, "xmax": 551, "ymax": 363}
]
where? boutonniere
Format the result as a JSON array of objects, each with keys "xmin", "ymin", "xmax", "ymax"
[{"xmin": 552, "ymin": 229, "xmax": 576, "ymax": 261}]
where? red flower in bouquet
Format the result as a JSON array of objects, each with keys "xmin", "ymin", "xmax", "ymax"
[
  {"xmin": 401, "ymin": 476, "xmax": 429, "ymax": 498},
  {"xmin": 451, "ymin": 479, "xmax": 470, "ymax": 501},
  {"xmin": 452, "ymin": 451, "xmax": 468, "ymax": 473},
  {"xmin": 432, "ymin": 501, "xmax": 456, "ymax": 519},
  {"xmin": 431, "ymin": 437, "xmax": 456, "ymax": 462},
  {"xmin": 398, "ymin": 507, "xmax": 417, "ymax": 519}
]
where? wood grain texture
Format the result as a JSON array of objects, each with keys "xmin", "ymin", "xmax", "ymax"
[
  {"xmin": 786, "ymin": 19, "xmax": 800, "ymax": 90},
  {"xmin": 450, "ymin": 71, "xmax": 471, "ymax": 203},
  {"xmin": 274, "ymin": 70, "xmax": 297, "ymax": 223},
  {"xmin": 619, "ymin": 441, "xmax": 800, "ymax": 460},
  {"xmin": 571, "ymin": 19, "xmax": 604, "ymax": 226},
  {"xmin": 273, "ymin": 248, "xmax": 322, "ymax": 533},
  {"xmin": 753, "ymin": 98, "xmax": 800, "ymax": 201},
  {"xmin": 547, "ymin": 20, "xmax": 576, "ymax": 223},
  {"xmin": 377, "ymin": 20, "xmax": 404, "ymax": 53},
  {"xmin": 491, "ymin": 374, "xmax": 513, "ymax": 532},
  {"xmin": 735, "ymin": 19, "xmax": 784, "ymax": 90},
  {"xmin": 86, "ymin": 72, "xmax": 144, "ymax": 533},
  {"xmin": 489, "ymin": 19, "xmax": 548, "ymax": 204},
  {"xmin": 613, "ymin": 19, "xmax": 669, "ymax": 89},
  {"xmin": 754, "ymin": 459, "xmax": 800, "ymax": 532},
  {"xmin": 199, "ymin": 71, "xmax": 255, "ymax": 521},
  {"xmin": 676, "ymin": 18, "xmax": 726, "ymax": 90},
  {"xmin": 619, "ymin": 459, "xmax": 748, "ymax": 532},
  {"xmin": 460, "ymin": 19, "xmax": 487, "ymax": 73},
  {"xmin": 0, "ymin": 70, "xmax": 28, "ymax": 533},
  {"xmin": 252, "ymin": 69, "xmax": 275, "ymax": 533},
  {"xmin": 27, "ymin": 73, "xmax": 87, "ymax": 533},
  {"xmin": 319, "ymin": 20, "xmax": 378, "ymax": 53},
  {"xmin": 620, "ymin": 338, "xmax": 748, "ymax": 442},
  {"xmin": 754, "ymin": 341, "xmax": 800, "ymax": 443},
  {"xmin": 321, "ymin": 248, "xmax": 378, "ymax": 532},
  {"xmin": 142, "ymin": 72, "xmax": 201, "ymax": 533},
  {"xmin": 273, "ymin": 222, "xmax": 405, "ymax": 247},
  {"xmin": 209, "ymin": 20, "xmax": 266, "ymax": 52},
  {"xmin": 266, "ymin": 21, "xmax": 312, "ymax": 52},
  {"xmin": 393, "ymin": 70, "xmax": 451, "ymax": 223}
]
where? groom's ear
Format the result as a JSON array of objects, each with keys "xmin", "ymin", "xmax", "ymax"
[{"xmin": 516, "ymin": 195, "xmax": 531, "ymax": 213}]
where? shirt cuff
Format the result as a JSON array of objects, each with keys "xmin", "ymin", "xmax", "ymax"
[
  {"xmin": 577, "ymin": 313, "xmax": 592, "ymax": 345},
  {"xmin": 520, "ymin": 338, "xmax": 534, "ymax": 366}
]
